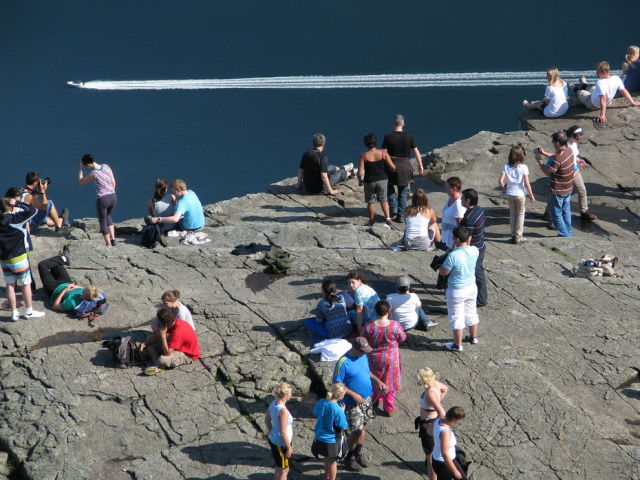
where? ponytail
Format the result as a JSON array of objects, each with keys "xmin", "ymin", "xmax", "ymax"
[{"xmin": 327, "ymin": 382, "xmax": 346, "ymax": 401}]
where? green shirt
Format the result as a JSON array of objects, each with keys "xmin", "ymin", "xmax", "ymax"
[{"xmin": 51, "ymin": 283, "xmax": 83, "ymax": 312}]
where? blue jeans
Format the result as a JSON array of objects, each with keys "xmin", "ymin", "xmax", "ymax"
[
  {"xmin": 30, "ymin": 200, "xmax": 53, "ymax": 229},
  {"xmin": 549, "ymin": 193, "xmax": 572, "ymax": 237},
  {"xmin": 387, "ymin": 183, "xmax": 410, "ymax": 216},
  {"xmin": 327, "ymin": 164, "xmax": 347, "ymax": 188}
]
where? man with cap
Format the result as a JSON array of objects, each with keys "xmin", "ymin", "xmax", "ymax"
[
  {"xmin": 387, "ymin": 275, "xmax": 437, "ymax": 331},
  {"xmin": 332, "ymin": 337, "xmax": 387, "ymax": 471}
]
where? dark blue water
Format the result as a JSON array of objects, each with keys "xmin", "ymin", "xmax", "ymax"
[{"xmin": 1, "ymin": 0, "xmax": 636, "ymax": 220}]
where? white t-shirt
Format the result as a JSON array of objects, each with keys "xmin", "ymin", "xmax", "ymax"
[
  {"xmin": 433, "ymin": 419, "xmax": 457, "ymax": 462},
  {"xmin": 502, "ymin": 163, "xmax": 530, "ymax": 197},
  {"xmin": 568, "ymin": 141, "xmax": 580, "ymax": 171},
  {"xmin": 441, "ymin": 198, "xmax": 466, "ymax": 249},
  {"xmin": 591, "ymin": 75, "xmax": 625, "ymax": 106},
  {"xmin": 543, "ymin": 83, "xmax": 569, "ymax": 118},
  {"xmin": 387, "ymin": 292, "xmax": 421, "ymax": 330}
]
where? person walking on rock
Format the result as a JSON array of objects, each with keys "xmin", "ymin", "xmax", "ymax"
[
  {"xmin": 460, "ymin": 188, "xmax": 488, "ymax": 307},
  {"xmin": 417, "ymin": 367, "xmax": 449, "ymax": 480},
  {"xmin": 357, "ymin": 133, "xmax": 396, "ymax": 226},
  {"xmin": 264, "ymin": 381, "xmax": 294, "ymax": 480},
  {"xmin": 332, "ymin": 337, "xmax": 387, "ymax": 471},
  {"xmin": 383, "ymin": 114, "xmax": 424, "ymax": 222},
  {"xmin": 362, "ymin": 300, "xmax": 407, "ymax": 416},
  {"xmin": 535, "ymin": 131, "xmax": 574, "ymax": 238},
  {"xmin": 79, "ymin": 154, "xmax": 117, "ymax": 246},
  {"xmin": 432, "ymin": 407, "xmax": 468, "ymax": 480},
  {"xmin": 439, "ymin": 226, "xmax": 479, "ymax": 352},
  {"xmin": 311, "ymin": 382, "xmax": 349, "ymax": 480},
  {"xmin": 499, "ymin": 146, "xmax": 535, "ymax": 244}
]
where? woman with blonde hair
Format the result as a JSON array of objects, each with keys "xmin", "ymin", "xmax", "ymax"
[
  {"xmin": 522, "ymin": 67, "xmax": 569, "ymax": 118},
  {"xmin": 417, "ymin": 368, "xmax": 449, "ymax": 480},
  {"xmin": 402, "ymin": 188, "xmax": 441, "ymax": 251},
  {"xmin": 265, "ymin": 381, "xmax": 294, "ymax": 480},
  {"xmin": 622, "ymin": 45, "xmax": 640, "ymax": 93},
  {"xmin": 499, "ymin": 145, "xmax": 535, "ymax": 244},
  {"xmin": 312, "ymin": 382, "xmax": 349, "ymax": 480}
]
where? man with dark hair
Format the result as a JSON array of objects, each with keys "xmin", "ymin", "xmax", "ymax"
[
  {"xmin": 535, "ymin": 131, "xmax": 574, "ymax": 237},
  {"xmin": 382, "ymin": 114, "xmax": 424, "ymax": 222},
  {"xmin": 439, "ymin": 226, "xmax": 480, "ymax": 352},
  {"xmin": 140, "ymin": 308, "xmax": 200, "ymax": 370},
  {"xmin": 332, "ymin": 337, "xmax": 386, "ymax": 471},
  {"xmin": 296, "ymin": 133, "xmax": 354, "ymax": 195},
  {"xmin": 22, "ymin": 171, "xmax": 69, "ymax": 231},
  {"xmin": 460, "ymin": 188, "xmax": 488, "ymax": 307}
]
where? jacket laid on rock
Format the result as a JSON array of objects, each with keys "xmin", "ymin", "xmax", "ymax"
[{"xmin": 0, "ymin": 202, "xmax": 36, "ymax": 260}]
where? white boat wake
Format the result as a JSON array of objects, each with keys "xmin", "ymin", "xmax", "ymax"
[{"xmin": 67, "ymin": 70, "xmax": 605, "ymax": 90}]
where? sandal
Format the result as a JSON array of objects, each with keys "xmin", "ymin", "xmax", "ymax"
[{"xmin": 144, "ymin": 366, "xmax": 163, "ymax": 376}]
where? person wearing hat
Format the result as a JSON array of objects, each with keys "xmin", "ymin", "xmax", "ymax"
[
  {"xmin": 332, "ymin": 337, "xmax": 386, "ymax": 471},
  {"xmin": 387, "ymin": 275, "xmax": 436, "ymax": 331}
]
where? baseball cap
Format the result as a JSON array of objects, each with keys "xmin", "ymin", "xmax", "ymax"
[
  {"xmin": 397, "ymin": 275, "xmax": 411, "ymax": 288},
  {"xmin": 351, "ymin": 337, "xmax": 373, "ymax": 354}
]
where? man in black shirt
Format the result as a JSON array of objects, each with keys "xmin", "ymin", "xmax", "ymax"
[
  {"xmin": 296, "ymin": 133, "xmax": 353, "ymax": 195},
  {"xmin": 461, "ymin": 188, "xmax": 488, "ymax": 307},
  {"xmin": 382, "ymin": 115, "xmax": 424, "ymax": 222}
]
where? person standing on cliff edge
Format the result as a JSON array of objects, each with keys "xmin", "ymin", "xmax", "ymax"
[
  {"xmin": 296, "ymin": 133, "xmax": 354, "ymax": 195},
  {"xmin": 382, "ymin": 114, "xmax": 424, "ymax": 223}
]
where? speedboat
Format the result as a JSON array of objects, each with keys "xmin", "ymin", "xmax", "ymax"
[{"xmin": 66, "ymin": 80, "xmax": 84, "ymax": 88}]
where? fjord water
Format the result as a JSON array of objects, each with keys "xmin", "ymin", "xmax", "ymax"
[{"xmin": 1, "ymin": 0, "xmax": 635, "ymax": 220}]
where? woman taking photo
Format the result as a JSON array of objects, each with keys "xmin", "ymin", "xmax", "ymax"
[
  {"xmin": 417, "ymin": 367, "xmax": 449, "ymax": 480},
  {"xmin": 357, "ymin": 133, "xmax": 396, "ymax": 227},
  {"xmin": 265, "ymin": 381, "xmax": 294, "ymax": 480},
  {"xmin": 522, "ymin": 67, "xmax": 569, "ymax": 118},
  {"xmin": 403, "ymin": 188, "xmax": 441, "ymax": 251},
  {"xmin": 362, "ymin": 300, "xmax": 407, "ymax": 416},
  {"xmin": 304, "ymin": 279, "xmax": 355, "ymax": 340},
  {"xmin": 441, "ymin": 177, "xmax": 466, "ymax": 249},
  {"xmin": 312, "ymin": 382, "xmax": 349, "ymax": 480},
  {"xmin": 78, "ymin": 154, "xmax": 117, "ymax": 247},
  {"xmin": 432, "ymin": 406, "xmax": 467, "ymax": 480}
]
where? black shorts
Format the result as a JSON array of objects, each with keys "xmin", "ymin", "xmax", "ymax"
[
  {"xmin": 311, "ymin": 437, "xmax": 348, "ymax": 461},
  {"xmin": 418, "ymin": 418, "xmax": 435, "ymax": 454},
  {"xmin": 269, "ymin": 441, "xmax": 290, "ymax": 469}
]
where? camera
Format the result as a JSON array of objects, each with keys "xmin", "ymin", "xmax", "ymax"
[
  {"xmin": 40, "ymin": 177, "xmax": 52, "ymax": 186},
  {"xmin": 532, "ymin": 147, "xmax": 541, "ymax": 154},
  {"xmin": 34, "ymin": 177, "xmax": 52, "ymax": 193}
]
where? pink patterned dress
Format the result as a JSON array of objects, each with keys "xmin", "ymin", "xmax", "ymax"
[{"xmin": 362, "ymin": 320, "xmax": 407, "ymax": 393}]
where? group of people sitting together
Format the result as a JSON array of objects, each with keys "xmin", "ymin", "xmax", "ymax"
[{"xmin": 522, "ymin": 49, "xmax": 640, "ymax": 123}]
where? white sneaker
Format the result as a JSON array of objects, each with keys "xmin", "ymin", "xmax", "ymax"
[
  {"xmin": 24, "ymin": 309, "xmax": 45, "ymax": 319},
  {"xmin": 444, "ymin": 342, "xmax": 463, "ymax": 353},
  {"xmin": 10, "ymin": 310, "xmax": 19, "ymax": 322},
  {"xmin": 342, "ymin": 162, "xmax": 354, "ymax": 173},
  {"xmin": 427, "ymin": 321, "xmax": 439, "ymax": 328}
]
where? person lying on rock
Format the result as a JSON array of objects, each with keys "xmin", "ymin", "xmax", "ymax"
[
  {"xmin": 140, "ymin": 308, "xmax": 200, "ymax": 369},
  {"xmin": 37, "ymin": 249, "xmax": 102, "ymax": 312}
]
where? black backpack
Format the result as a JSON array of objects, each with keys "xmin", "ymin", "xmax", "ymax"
[
  {"xmin": 102, "ymin": 336, "xmax": 143, "ymax": 368},
  {"xmin": 141, "ymin": 223, "xmax": 162, "ymax": 249}
]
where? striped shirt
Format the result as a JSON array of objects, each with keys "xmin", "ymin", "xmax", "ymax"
[
  {"xmin": 93, "ymin": 164, "xmax": 116, "ymax": 197},
  {"xmin": 547, "ymin": 148, "xmax": 574, "ymax": 195},
  {"xmin": 461, "ymin": 205, "xmax": 486, "ymax": 254}
]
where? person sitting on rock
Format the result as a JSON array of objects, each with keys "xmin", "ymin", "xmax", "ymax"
[
  {"xmin": 296, "ymin": 133, "xmax": 354, "ymax": 195},
  {"xmin": 622, "ymin": 45, "xmax": 640, "ymax": 93},
  {"xmin": 304, "ymin": 279, "xmax": 355, "ymax": 340},
  {"xmin": 574, "ymin": 61, "xmax": 640, "ymax": 123},
  {"xmin": 140, "ymin": 308, "xmax": 200, "ymax": 369},
  {"xmin": 522, "ymin": 67, "xmax": 569, "ymax": 118},
  {"xmin": 149, "ymin": 179, "xmax": 204, "ymax": 231},
  {"xmin": 387, "ymin": 275, "xmax": 436, "ymax": 331},
  {"xmin": 37, "ymin": 249, "xmax": 102, "ymax": 312},
  {"xmin": 147, "ymin": 178, "xmax": 176, "ymax": 231},
  {"xmin": 0, "ymin": 198, "xmax": 45, "ymax": 321},
  {"xmin": 22, "ymin": 171, "xmax": 69, "ymax": 231},
  {"xmin": 150, "ymin": 289, "xmax": 195, "ymax": 332},
  {"xmin": 402, "ymin": 188, "xmax": 440, "ymax": 251}
]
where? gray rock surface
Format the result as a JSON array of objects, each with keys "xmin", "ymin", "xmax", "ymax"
[{"xmin": 1, "ymin": 100, "xmax": 639, "ymax": 479}]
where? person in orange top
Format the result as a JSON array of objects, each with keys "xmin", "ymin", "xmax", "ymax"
[{"xmin": 140, "ymin": 308, "xmax": 200, "ymax": 368}]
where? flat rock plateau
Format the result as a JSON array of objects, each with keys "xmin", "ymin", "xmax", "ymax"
[{"xmin": 1, "ymin": 98, "xmax": 639, "ymax": 480}]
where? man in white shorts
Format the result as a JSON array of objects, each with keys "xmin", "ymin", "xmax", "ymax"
[
  {"xmin": 576, "ymin": 61, "xmax": 640, "ymax": 123},
  {"xmin": 438, "ymin": 226, "xmax": 479, "ymax": 352}
]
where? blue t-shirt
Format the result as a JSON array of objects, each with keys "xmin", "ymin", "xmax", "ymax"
[
  {"xmin": 332, "ymin": 353, "xmax": 372, "ymax": 407},
  {"xmin": 176, "ymin": 190, "xmax": 205, "ymax": 230},
  {"xmin": 353, "ymin": 284, "xmax": 379, "ymax": 323},
  {"xmin": 442, "ymin": 245, "xmax": 479, "ymax": 289},
  {"xmin": 624, "ymin": 60, "xmax": 640, "ymax": 93},
  {"xmin": 312, "ymin": 399, "xmax": 348, "ymax": 443}
]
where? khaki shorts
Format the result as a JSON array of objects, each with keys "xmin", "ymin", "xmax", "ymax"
[
  {"xmin": 345, "ymin": 396, "xmax": 375, "ymax": 434},
  {"xmin": 158, "ymin": 350, "xmax": 192, "ymax": 368}
]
